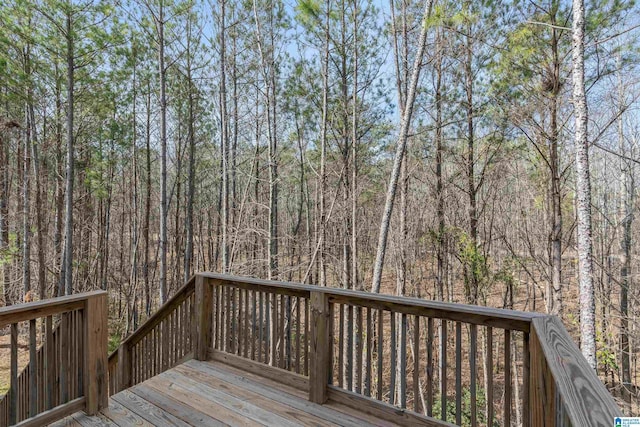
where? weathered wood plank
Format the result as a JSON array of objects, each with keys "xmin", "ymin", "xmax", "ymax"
[
  {"xmin": 84, "ymin": 293, "xmax": 108, "ymax": 415},
  {"xmin": 530, "ymin": 316, "xmax": 622, "ymax": 426},
  {"xmin": 101, "ymin": 398, "xmax": 154, "ymax": 426},
  {"xmin": 309, "ymin": 291, "xmax": 330, "ymax": 404},
  {"xmin": 130, "ymin": 383, "xmax": 225, "ymax": 427},
  {"xmin": 0, "ymin": 292, "xmax": 103, "ymax": 327},
  {"xmin": 111, "ymin": 389, "xmax": 191, "ymax": 427}
]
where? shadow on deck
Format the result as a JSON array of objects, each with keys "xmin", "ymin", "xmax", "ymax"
[{"xmin": 55, "ymin": 359, "xmax": 393, "ymax": 427}]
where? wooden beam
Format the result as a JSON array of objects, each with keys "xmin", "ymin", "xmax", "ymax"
[
  {"xmin": 84, "ymin": 293, "xmax": 108, "ymax": 415},
  {"xmin": 194, "ymin": 276, "xmax": 213, "ymax": 360},
  {"xmin": 0, "ymin": 291, "xmax": 104, "ymax": 327},
  {"xmin": 309, "ymin": 291, "xmax": 330, "ymax": 404}
]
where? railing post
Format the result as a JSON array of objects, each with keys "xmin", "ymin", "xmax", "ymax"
[
  {"xmin": 194, "ymin": 275, "xmax": 213, "ymax": 360},
  {"xmin": 529, "ymin": 318, "xmax": 555, "ymax": 426},
  {"xmin": 309, "ymin": 291, "xmax": 330, "ymax": 404},
  {"xmin": 84, "ymin": 292, "xmax": 108, "ymax": 415},
  {"xmin": 117, "ymin": 344, "xmax": 131, "ymax": 393}
]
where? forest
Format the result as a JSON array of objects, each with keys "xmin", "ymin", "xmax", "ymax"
[{"xmin": 0, "ymin": 0, "xmax": 639, "ymax": 415}]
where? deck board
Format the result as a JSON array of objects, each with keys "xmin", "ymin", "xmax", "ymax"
[{"xmin": 56, "ymin": 359, "xmax": 394, "ymax": 426}]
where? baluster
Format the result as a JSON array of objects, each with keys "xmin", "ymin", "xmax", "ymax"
[
  {"xmin": 365, "ymin": 307, "xmax": 372, "ymax": 397},
  {"xmin": 251, "ymin": 290, "xmax": 257, "ymax": 360},
  {"xmin": 523, "ymin": 332, "xmax": 530, "ymax": 427},
  {"xmin": 295, "ymin": 296, "xmax": 301, "ymax": 374},
  {"xmin": 426, "ymin": 317, "xmax": 433, "ymax": 416},
  {"xmin": 244, "ymin": 288, "xmax": 249, "ymax": 358},
  {"xmin": 258, "ymin": 291, "xmax": 264, "ymax": 363},
  {"xmin": 328, "ymin": 301, "xmax": 334, "ymax": 384},
  {"xmin": 440, "ymin": 319, "xmax": 447, "ymax": 421},
  {"xmin": 347, "ymin": 305, "xmax": 354, "ymax": 391},
  {"xmin": 279, "ymin": 293, "xmax": 285, "ymax": 368},
  {"xmin": 304, "ymin": 297, "xmax": 309, "ymax": 376},
  {"xmin": 377, "ymin": 309, "xmax": 383, "ymax": 401},
  {"xmin": 413, "ymin": 315, "xmax": 420, "ymax": 413},
  {"xmin": 505, "ymin": 329, "xmax": 511, "ymax": 426},
  {"xmin": 61, "ymin": 313, "xmax": 68, "ymax": 403},
  {"xmin": 389, "ymin": 312, "xmax": 396, "ymax": 405},
  {"xmin": 456, "ymin": 322, "xmax": 462, "ymax": 425},
  {"xmin": 10, "ymin": 322, "xmax": 17, "ymax": 425},
  {"xmin": 356, "ymin": 306, "xmax": 363, "ymax": 394},
  {"xmin": 46, "ymin": 316, "xmax": 53, "ymax": 410},
  {"xmin": 470, "ymin": 323, "xmax": 477, "ymax": 427},
  {"xmin": 400, "ymin": 313, "xmax": 407, "ymax": 408},
  {"xmin": 29, "ymin": 318, "xmax": 37, "ymax": 417},
  {"xmin": 487, "ymin": 326, "xmax": 494, "ymax": 425},
  {"xmin": 338, "ymin": 304, "xmax": 344, "ymax": 388}
]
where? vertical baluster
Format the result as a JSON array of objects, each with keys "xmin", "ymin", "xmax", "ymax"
[
  {"xmin": 78, "ymin": 310, "xmax": 84, "ymax": 396},
  {"xmin": 10, "ymin": 322, "xmax": 18, "ymax": 425},
  {"xmin": 470, "ymin": 323, "xmax": 477, "ymax": 427},
  {"xmin": 61, "ymin": 313, "xmax": 68, "ymax": 403},
  {"xmin": 244, "ymin": 288, "xmax": 249, "ymax": 358},
  {"xmin": 356, "ymin": 306, "xmax": 363, "ymax": 394},
  {"xmin": 258, "ymin": 291, "xmax": 264, "ymax": 363},
  {"xmin": 251, "ymin": 290, "xmax": 257, "ymax": 360},
  {"xmin": 377, "ymin": 309, "xmax": 383, "ymax": 401},
  {"xmin": 389, "ymin": 312, "xmax": 396, "ymax": 405},
  {"xmin": 286, "ymin": 295, "xmax": 292, "ymax": 371},
  {"xmin": 226, "ymin": 285, "xmax": 232, "ymax": 352},
  {"xmin": 365, "ymin": 307, "xmax": 372, "ymax": 397},
  {"xmin": 328, "ymin": 301, "xmax": 334, "ymax": 384},
  {"xmin": 29, "ymin": 318, "xmax": 37, "ymax": 417},
  {"xmin": 347, "ymin": 305, "xmax": 354, "ymax": 391},
  {"xmin": 338, "ymin": 304, "xmax": 344, "ymax": 388},
  {"xmin": 400, "ymin": 313, "xmax": 407, "ymax": 409},
  {"xmin": 523, "ymin": 332, "xmax": 530, "ymax": 427},
  {"xmin": 426, "ymin": 317, "xmax": 433, "ymax": 416},
  {"xmin": 279, "ymin": 293, "xmax": 285, "ymax": 368},
  {"xmin": 46, "ymin": 316, "xmax": 53, "ymax": 410},
  {"xmin": 486, "ymin": 326, "xmax": 494, "ymax": 425},
  {"xmin": 296, "ymin": 296, "xmax": 301, "ymax": 373},
  {"xmin": 455, "ymin": 322, "xmax": 462, "ymax": 425},
  {"xmin": 270, "ymin": 293, "xmax": 277, "ymax": 366},
  {"xmin": 238, "ymin": 288, "xmax": 243, "ymax": 356},
  {"xmin": 413, "ymin": 315, "xmax": 420, "ymax": 413},
  {"xmin": 504, "ymin": 329, "xmax": 512, "ymax": 426},
  {"xmin": 212, "ymin": 286, "xmax": 218, "ymax": 350},
  {"xmin": 440, "ymin": 319, "xmax": 447, "ymax": 421},
  {"xmin": 304, "ymin": 297, "xmax": 309, "ymax": 376}
]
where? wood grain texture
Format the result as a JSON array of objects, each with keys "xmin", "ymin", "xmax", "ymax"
[
  {"xmin": 530, "ymin": 316, "xmax": 622, "ymax": 426},
  {"xmin": 309, "ymin": 291, "xmax": 330, "ymax": 404},
  {"xmin": 0, "ymin": 291, "xmax": 104, "ymax": 327},
  {"xmin": 84, "ymin": 293, "xmax": 108, "ymax": 415}
]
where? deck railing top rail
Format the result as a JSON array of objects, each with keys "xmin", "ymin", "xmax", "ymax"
[{"xmin": 200, "ymin": 272, "xmax": 545, "ymax": 332}]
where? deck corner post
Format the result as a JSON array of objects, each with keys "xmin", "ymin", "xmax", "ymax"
[
  {"xmin": 194, "ymin": 274, "xmax": 213, "ymax": 360},
  {"xmin": 309, "ymin": 290, "xmax": 330, "ymax": 404},
  {"xmin": 528, "ymin": 317, "xmax": 555, "ymax": 427},
  {"xmin": 84, "ymin": 291, "xmax": 109, "ymax": 415},
  {"xmin": 117, "ymin": 344, "xmax": 131, "ymax": 393}
]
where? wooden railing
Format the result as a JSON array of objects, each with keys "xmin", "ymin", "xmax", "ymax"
[
  {"xmin": 108, "ymin": 276, "xmax": 195, "ymax": 395},
  {"xmin": 0, "ymin": 291, "xmax": 107, "ymax": 426},
  {"xmin": 109, "ymin": 273, "xmax": 621, "ymax": 426}
]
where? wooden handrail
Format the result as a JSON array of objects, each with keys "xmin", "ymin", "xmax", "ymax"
[
  {"xmin": 530, "ymin": 316, "xmax": 621, "ymax": 425},
  {"xmin": 201, "ymin": 272, "xmax": 544, "ymax": 331},
  {"xmin": 0, "ymin": 290, "xmax": 105, "ymax": 327},
  {"xmin": 108, "ymin": 276, "xmax": 196, "ymax": 395},
  {"xmin": 0, "ymin": 291, "xmax": 107, "ymax": 426}
]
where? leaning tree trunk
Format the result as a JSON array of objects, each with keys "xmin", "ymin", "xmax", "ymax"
[
  {"xmin": 371, "ymin": 0, "xmax": 434, "ymax": 293},
  {"xmin": 572, "ymin": 0, "xmax": 596, "ymax": 369}
]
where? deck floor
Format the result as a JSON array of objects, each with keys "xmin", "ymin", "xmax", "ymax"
[{"xmin": 50, "ymin": 359, "xmax": 397, "ymax": 426}]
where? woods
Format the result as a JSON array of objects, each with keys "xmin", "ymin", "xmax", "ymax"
[{"xmin": 1, "ymin": 0, "xmax": 639, "ymax": 414}]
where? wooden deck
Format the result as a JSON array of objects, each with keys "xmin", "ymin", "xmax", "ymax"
[{"xmin": 51, "ymin": 359, "xmax": 398, "ymax": 427}]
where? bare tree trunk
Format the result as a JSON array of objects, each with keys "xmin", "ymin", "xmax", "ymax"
[
  {"xmin": 62, "ymin": 9, "xmax": 75, "ymax": 296},
  {"xmin": 158, "ymin": 1, "xmax": 168, "ymax": 304},
  {"xmin": 318, "ymin": 0, "xmax": 330, "ymax": 287},
  {"xmin": 371, "ymin": 0, "xmax": 433, "ymax": 293},
  {"xmin": 184, "ymin": 17, "xmax": 196, "ymax": 282},
  {"xmin": 144, "ymin": 83, "xmax": 152, "ymax": 315},
  {"xmin": 572, "ymin": 0, "xmax": 596, "ymax": 369},
  {"xmin": 220, "ymin": 0, "xmax": 230, "ymax": 273}
]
